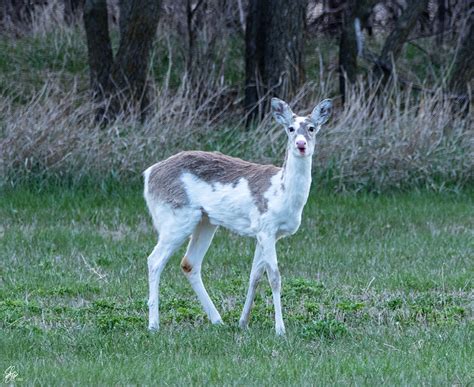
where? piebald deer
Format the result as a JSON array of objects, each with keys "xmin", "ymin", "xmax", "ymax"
[{"xmin": 144, "ymin": 97, "xmax": 332, "ymax": 335}]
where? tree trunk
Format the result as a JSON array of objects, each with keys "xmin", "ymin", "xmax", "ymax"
[
  {"xmin": 339, "ymin": 2, "xmax": 358, "ymax": 105},
  {"xmin": 83, "ymin": 0, "xmax": 113, "ymax": 102},
  {"xmin": 322, "ymin": 0, "xmax": 344, "ymax": 34},
  {"xmin": 244, "ymin": 0, "xmax": 306, "ymax": 123},
  {"xmin": 83, "ymin": 0, "xmax": 160, "ymax": 122},
  {"xmin": 448, "ymin": 17, "xmax": 473, "ymax": 97},
  {"xmin": 244, "ymin": 0, "xmax": 263, "ymax": 121},
  {"xmin": 373, "ymin": 0, "xmax": 429, "ymax": 80},
  {"xmin": 108, "ymin": 0, "xmax": 161, "ymax": 120},
  {"xmin": 436, "ymin": 0, "xmax": 447, "ymax": 45},
  {"xmin": 339, "ymin": 0, "xmax": 376, "ymax": 104}
]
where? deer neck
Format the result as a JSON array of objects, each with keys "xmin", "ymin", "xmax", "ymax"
[{"xmin": 281, "ymin": 147, "xmax": 313, "ymax": 209}]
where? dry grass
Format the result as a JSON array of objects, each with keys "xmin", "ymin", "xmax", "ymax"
[
  {"xmin": 314, "ymin": 81, "xmax": 473, "ymax": 191},
  {"xmin": 0, "ymin": 76, "xmax": 231, "ymax": 185},
  {"xmin": 1, "ymin": 72, "xmax": 471, "ymax": 192}
]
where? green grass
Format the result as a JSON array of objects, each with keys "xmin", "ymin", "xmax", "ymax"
[{"xmin": 0, "ymin": 186, "xmax": 473, "ymax": 384}]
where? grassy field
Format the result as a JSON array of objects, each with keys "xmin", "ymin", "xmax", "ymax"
[{"xmin": 0, "ymin": 185, "xmax": 473, "ymax": 384}]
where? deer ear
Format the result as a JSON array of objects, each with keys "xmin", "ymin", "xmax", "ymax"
[
  {"xmin": 310, "ymin": 99, "xmax": 333, "ymax": 126},
  {"xmin": 271, "ymin": 98, "xmax": 293, "ymax": 126}
]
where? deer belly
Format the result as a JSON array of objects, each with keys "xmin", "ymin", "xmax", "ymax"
[
  {"xmin": 207, "ymin": 211, "xmax": 255, "ymax": 236},
  {"xmin": 182, "ymin": 174, "xmax": 258, "ymax": 236}
]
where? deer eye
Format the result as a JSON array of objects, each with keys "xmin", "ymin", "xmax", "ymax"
[
  {"xmin": 288, "ymin": 126, "xmax": 295, "ymax": 133},
  {"xmin": 308, "ymin": 126, "xmax": 315, "ymax": 132}
]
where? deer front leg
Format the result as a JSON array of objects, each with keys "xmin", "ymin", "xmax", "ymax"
[
  {"xmin": 244, "ymin": 233, "xmax": 285, "ymax": 336},
  {"xmin": 261, "ymin": 237, "xmax": 285, "ymax": 336}
]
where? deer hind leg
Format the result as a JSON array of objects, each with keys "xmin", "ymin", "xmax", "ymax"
[
  {"xmin": 239, "ymin": 242, "xmax": 265, "ymax": 329},
  {"xmin": 147, "ymin": 210, "xmax": 201, "ymax": 331},
  {"xmin": 181, "ymin": 216, "xmax": 222, "ymax": 324},
  {"xmin": 148, "ymin": 236, "xmax": 183, "ymax": 331}
]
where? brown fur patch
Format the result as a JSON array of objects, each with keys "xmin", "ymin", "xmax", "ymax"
[
  {"xmin": 180, "ymin": 256, "xmax": 192, "ymax": 273},
  {"xmin": 147, "ymin": 151, "xmax": 281, "ymax": 212}
]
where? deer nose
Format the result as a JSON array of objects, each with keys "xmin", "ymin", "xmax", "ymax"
[{"xmin": 296, "ymin": 139, "xmax": 307, "ymax": 148}]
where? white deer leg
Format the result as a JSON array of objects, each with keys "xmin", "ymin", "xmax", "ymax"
[
  {"xmin": 261, "ymin": 234, "xmax": 285, "ymax": 336},
  {"xmin": 266, "ymin": 262, "xmax": 285, "ymax": 336},
  {"xmin": 239, "ymin": 243, "xmax": 265, "ymax": 329},
  {"xmin": 147, "ymin": 234, "xmax": 187, "ymax": 331},
  {"xmin": 181, "ymin": 217, "xmax": 222, "ymax": 324}
]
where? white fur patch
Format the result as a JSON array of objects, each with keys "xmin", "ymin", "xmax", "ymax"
[
  {"xmin": 293, "ymin": 116, "xmax": 307, "ymax": 129},
  {"xmin": 181, "ymin": 173, "xmax": 260, "ymax": 236}
]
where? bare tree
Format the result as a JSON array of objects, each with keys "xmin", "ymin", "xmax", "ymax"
[
  {"xmin": 448, "ymin": 15, "xmax": 473, "ymax": 97},
  {"xmin": 373, "ymin": 0, "xmax": 430, "ymax": 80},
  {"xmin": 339, "ymin": 0, "xmax": 376, "ymax": 104},
  {"xmin": 436, "ymin": 0, "xmax": 448, "ymax": 44},
  {"xmin": 185, "ymin": 0, "xmax": 205, "ymax": 78},
  {"xmin": 83, "ymin": 0, "xmax": 161, "ymax": 122},
  {"xmin": 83, "ymin": 0, "xmax": 113, "ymax": 106},
  {"xmin": 244, "ymin": 0, "xmax": 307, "ymax": 123}
]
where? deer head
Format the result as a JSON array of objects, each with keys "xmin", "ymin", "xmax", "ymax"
[{"xmin": 271, "ymin": 98, "xmax": 333, "ymax": 158}]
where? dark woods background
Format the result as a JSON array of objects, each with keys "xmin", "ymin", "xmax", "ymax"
[
  {"xmin": 0, "ymin": 0, "xmax": 472, "ymax": 190},
  {"xmin": 2, "ymin": 0, "xmax": 471, "ymax": 119}
]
